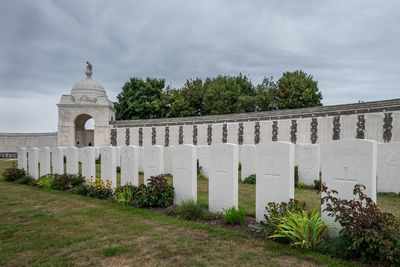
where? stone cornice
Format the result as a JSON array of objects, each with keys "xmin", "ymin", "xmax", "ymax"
[{"xmin": 110, "ymin": 98, "xmax": 400, "ymax": 128}]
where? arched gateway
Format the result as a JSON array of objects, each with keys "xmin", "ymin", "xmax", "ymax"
[{"xmin": 57, "ymin": 62, "xmax": 115, "ymax": 147}]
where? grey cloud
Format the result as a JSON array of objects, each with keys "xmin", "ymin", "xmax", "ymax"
[{"xmin": 0, "ymin": 0, "xmax": 400, "ymax": 132}]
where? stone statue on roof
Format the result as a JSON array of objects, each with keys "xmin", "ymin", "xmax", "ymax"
[{"xmin": 85, "ymin": 61, "xmax": 93, "ymax": 79}]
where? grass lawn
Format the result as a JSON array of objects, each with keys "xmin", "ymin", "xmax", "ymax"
[{"xmin": 0, "ymin": 158, "xmax": 399, "ymax": 266}]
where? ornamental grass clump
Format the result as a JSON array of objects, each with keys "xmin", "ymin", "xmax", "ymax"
[
  {"xmin": 113, "ymin": 184, "xmax": 139, "ymax": 205},
  {"xmin": 269, "ymin": 209, "xmax": 330, "ymax": 249},
  {"xmin": 321, "ymin": 183, "xmax": 400, "ymax": 264},
  {"xmin": 263, "ymin": 200, "xmax": 304, "ymax": 236},
  {"xmin": 85, "ymin": 177, "xmax": 113, "ymax": 200},
  {"xmin": 177, "ymin": 199, "xmax": 204, "ymax": 220},
  {"xmin": 35, "ymin": 175, "xmax": 54, "ymax": 190},
  {"xmin": 222, "ymin": 206, "xmax": 246, "ymax": 225}
]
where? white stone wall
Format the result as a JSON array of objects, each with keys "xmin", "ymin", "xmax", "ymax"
[{"xmin": 0, "ymin": 133, "xmax": 57, "ymax": 153}]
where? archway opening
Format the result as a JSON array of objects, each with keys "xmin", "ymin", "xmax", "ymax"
[{"xmin": 75, "ymin": 114, "xmax": 95, "ymax": 147}]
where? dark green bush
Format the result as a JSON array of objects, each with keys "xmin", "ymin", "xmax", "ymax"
[
  {"xmin": 294, "ymin": 166, "xmax": 299, "ymax": 188},
  {"xmin": 322, "ymin": 184, "xmax": 400, "ymax": 264},
  {"xmin": 178, "ymin": 199, "xmax": 204, "ymax": 220},
  {"xmin": 2, "ymin": 163, "xmax": 26, "ymax": 182},
  {"xmin": 316, "ymin": 235, "xmax": 354, "ymax": 260},
  {"xmin": 15, "ymin": 175, "xmax": 35, "ymax": 185},
  {"xmin": 242, "ymin": 174, "xmax": 256, "ymax": 184},
  {"xmin": 263, "ymin": 199, "xmax": 305, "ymax": 236},
  {"xmin": 222, "ymin": 206, "xmax": 246, "ymax": 225},
  {"xmin": 71, "ymin": 184, "xmax": 89, "ymax": 195},
  {"xmin": 51, "ymin": 174, "xmax": 85, "ymax": 191},
  {"xmin": 133, "ymin": 174, "xmax": 174, "ymax": 208},
  {"xmin": 313, "ymin": 178, "xmax": 321, "ymax": 190},
  {"xmin": 197, "ymin": 174, "xmax": 208, "ymax": 180}
]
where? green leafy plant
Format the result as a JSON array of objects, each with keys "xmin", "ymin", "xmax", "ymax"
[
  {"xmin": 197, "ymin": 173, "xmax": 208, "ymax": 180},
  {"xmin": 178, "ymin": 199, "xmax": 204, "ymax": 220},
  {"xmin": 113, "ymin": 184, "xmax": 139, "ymax": 205},
  {"xmin": 35, "ymin": 175, "xmax": 54, "ymax": 189},
  {"xmin": 2, "ymin": 163, "xmax": 26, "ymax": 182},
  {"xmin": 85, "ymin": 177, "xmax": 113, "ymax": 200},
  {"xmin": 51, "ymin": 173, "xmax": 85, "ymax": 191},
  {"xmin": 242, "ymin": 174, "xmax": 256, "ymax": 184},
  {"xmin": 297, "ymin": 183, "xmax": 306, "ymax": 189},
  {"xmin": 133, "ymin": 174, "xmax": 174, "ymax": 208},
  {"xmin": 316, "ymin": 235, "xmax": 354, "ymax": 260},
  {"xmin": 263, "ymin": 200, "xmax": 304, "ymax": 236},
  {"xmin": 313, "ymin": 178, "xmax": 321, "ymax": 190},
  {"xmin": 15, "ymin": 175, "xmax": 35, "ymax": 185},
  {"xmin": 269, "ymin": 209, "xmax": 330, "ymax": 249},
  {"xmin": 322, "ymin": 183, "xmax": 400, "ymax": 264},
  {"xmin": 222, "ymin": 206, "xmax": 246, "ymax": 225},
  {"xmin": 71, "ymin": 183, "xmax": 89, "ymax": 195}
]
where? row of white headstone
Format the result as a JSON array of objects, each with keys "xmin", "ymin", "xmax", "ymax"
[{"xmin": 17, "ymin": 139, "xmax": 381, "ymax": 228}]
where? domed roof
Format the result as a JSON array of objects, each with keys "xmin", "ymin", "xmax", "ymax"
[
  {"xmin": 71, "ymin": 77, "xmax": 107, "ymax": 98},
  {"xmin": 70, "ymin": 62, "xmax": 108, "ymax": 99}
]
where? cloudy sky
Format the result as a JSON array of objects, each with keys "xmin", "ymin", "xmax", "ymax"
[{"xmin": 1, "ymin": 0, "xmax": 399, "ymax": 132}]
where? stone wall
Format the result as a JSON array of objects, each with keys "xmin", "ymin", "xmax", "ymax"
[
  {"xmin": 0, "ymin": 132, "xmax": 58, "ymax": 153},
  {"xmin": 109, "ymin": 98, "xmax": 400, "ymax": 146}
]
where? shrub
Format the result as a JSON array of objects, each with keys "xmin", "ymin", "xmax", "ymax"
[
  {"xmin": 85, "ymin": 177, "xmax": 113, "ymax": 200},
  {"xmin": 294, "ymin": 166, "xmax": 299, "ymax": 187},
  {"xmin": 313, "ymin": 178, "xmax": 321, "ymax": 190},
  {"xmin": 178, "ymin": 199, "xmax": 204, "ymax": 220},
  {"xmin": 197, "ymin": 174, "xmax": 208, "ymax": 180},
  {"xmin": 222, "ymin": 206, "xmax": 246, "ymax": 225},
  {"xmin": 133, "ymin": 174, "xmax": 174, "ymax": 208},
  {"xmin": 113, "ymin": 184, "xmax": 139, "ymax": 205},
  {"xmin": 321, "ymin": 183, "xmax": 400, "ymax": 264},
  {"xmin": 297, "ymin": 183, "xmax": 306, "ymax": 189},
  {"xmin": 263, "ymin": 200, "xmax": 304, "ymax": 236},
  {"xmin": 51, "ymin": 173, "xmax": 85, "ymax": 191},
  {"xmin": 242, "ymin": 174, "xmax": 256, "ymax": 184},
  {"xmin": 116, "ymin": 166, "xmax": 121, "ymax": 173},
  {"xmin": 2, "ymin": 163, "xmax": 26, "ymax": 182},
  {"xmin": 316, "ymin": 235, "xmax": 354, "ymax": 260},
  {"xmin": 15, "ymin": 175, "xmax": 35, "ymax": 185},
  {"xmin": 269, "ymin": 209, "xmax": 330, "ymax": 249},
  {"xmin": 35, "ymin": 175, "xmax": 54, "ymax": 189},
  {"xmin": 71, "ymin": 184, "xmax": 89, "ymax": 195},
  {"xmin": 197, "ymin": 160, "xmax": 201, "ymax": 175}
]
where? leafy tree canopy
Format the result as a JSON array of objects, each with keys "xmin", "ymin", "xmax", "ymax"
[{"xmin": 114, "ymin": 70, "xmax": 323, "ymax": 120}]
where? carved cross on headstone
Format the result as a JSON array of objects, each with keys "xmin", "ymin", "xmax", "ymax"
[{"xmin": 334, "ymin": 166, "xmax": 357, "ymax": 197}]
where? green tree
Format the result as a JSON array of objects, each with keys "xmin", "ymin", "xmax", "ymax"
[
  {"xmin": 114, "ymin": 78, "xmax": 168, "ymax": 120},
  {"xmin": 275, "ymin": 70, "xmax": 322, "ymax": 109},
  {"xmin": 254, "ymin": 76, "xmax": 277, "ymax": 111},
  {"xmin": 203, "ymin": 74, "xmax": 254, "ymax": 115},
  {"xmin": 169, "ymin": 79, "xmax": 205, "ymax": 117}
]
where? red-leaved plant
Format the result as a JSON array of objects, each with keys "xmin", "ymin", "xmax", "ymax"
[{"xmin": 321, "ymin": 183, "xmax": 400, "ymax": 264}]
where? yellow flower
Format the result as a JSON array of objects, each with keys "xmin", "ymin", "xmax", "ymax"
[
  {"xmin": 270, "ymin": 206, "xmax": 275, "ymax": 211},
  {"xmin": 96, "ymin": 178, "xmax": 100, "ymax": 181}
]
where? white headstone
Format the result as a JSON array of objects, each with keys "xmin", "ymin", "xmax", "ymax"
[
  {"xmin": 81, "ymin": 147, "xmax": 96, "ymax": 180},
  {"xmin": 295, "ymin": 144, "xmax": 320, "ymax": 186},
  {"xmin": 17, "ymin": 147, "xmax": 27, "ymax": 171},
  {"xmin": 321, "ymin": 139, "xmax": 377, "ymax": 235},
  {"xmin": 143, "ymin": 145, "xmax": 164, "ymax": 185},
  {"xmin": 138, "ymin": 146, "xmax": 144, "ymax": 172},
  {"xmin": 100, "ymin": 146, "xmax": 117, "ymax": 188},
  {"xmin": 65, "ymin": 147, "xmax": 79, "ymax": 175},
  {"xmin": 256, "ymin": 142, "xmax": 294, "ymax": 222},
  {"xmin": 239, "ymin": 145, "xmax": 256, "ymax": 181},
  {"xmin": 209, "ymin": 143, "xmax": 238, "ymax": 213},
  {"xmin": 28, "ymin": 147, "xmax": 39, "ymax": 179},
  {"xmin": 164, "ymin": 146, "xmax": 173, "ymax": 174},
  {"xmin": 51, "ymin": 147, "xmax": 64, "ymax": 175},
  {"xmin": 39, "ymin": 147, "xmax": 51, "ymax": 177},
  {"xmin": 173, "ymin": 144, "xmax": 197, "ymax": 205},
  {"xmin": 115, "ymin": 146, "xmax": 121, "ymax": 167},
  {"xmin": 377, "ymin": 142, "xmax": 400, "ymax": 193},
  {"xmin": 197, "ymin": 145, "xmax": 210, "ymax": 178},
  {"xmin": 120, "ymin": 146, "xmax": 139, "ymax": 186}
]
